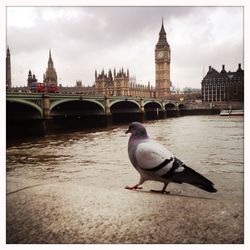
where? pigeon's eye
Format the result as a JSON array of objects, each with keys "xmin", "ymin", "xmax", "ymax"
[{"xmin": 129, "ymin": 125, "xmax": 135, "ymax": 131}]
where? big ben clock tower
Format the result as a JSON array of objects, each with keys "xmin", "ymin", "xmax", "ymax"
[{"xmin": 155, "ymin": 19, "xmax": 171, "ymax": 99}]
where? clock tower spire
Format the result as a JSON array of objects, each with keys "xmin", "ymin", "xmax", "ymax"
[{"xmin": 155, "ymin": 19, "xmax": 171, "ymax": 99}]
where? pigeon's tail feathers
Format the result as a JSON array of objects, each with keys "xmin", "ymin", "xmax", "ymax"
[{"xmin": 171, "ymin": 165, "xmax": 217, "ymax": 193}]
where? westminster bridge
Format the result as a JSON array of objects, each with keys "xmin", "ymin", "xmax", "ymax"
[
  {"xmin": 7, "ymin": 92, "xmax": 240, "ymax": 137},
  {"xmin": 6, "ymin": 92, "xmax": 187, "ymax": 119}
]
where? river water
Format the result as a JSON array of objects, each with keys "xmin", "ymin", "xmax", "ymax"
[{"xmin": 7, "ymin": 115, "xmax": 243, "ymax": 200}]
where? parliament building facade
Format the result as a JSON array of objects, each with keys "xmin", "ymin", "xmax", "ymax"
[
  {"xmin": 94, "ymin": 68, "xmax": 155, "ymax": 97},
  {"xmin": 201, "ymin": 64, "xmax": 244, "ymax": 102}
]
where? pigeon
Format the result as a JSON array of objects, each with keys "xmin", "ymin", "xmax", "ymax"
[{"xmin": 125, "ymin": 122, "xmax": 217, "ymax": 194}]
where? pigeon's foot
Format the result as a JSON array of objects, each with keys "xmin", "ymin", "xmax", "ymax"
[
  {"xmin": 150, "ymin": 189, "xmax": 170, "ymax": 194},
  {"xmin": 150, "ymin": 183, "xmax": 169, "ymax": 194},
  {"xmin": 125, "ymin": 185, "xmax": 143, "ymax": 190}
]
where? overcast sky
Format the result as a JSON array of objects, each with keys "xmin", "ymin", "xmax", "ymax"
[{"xmin": 7, "ymin": 6, "xmax": 243, "ymax": 89}]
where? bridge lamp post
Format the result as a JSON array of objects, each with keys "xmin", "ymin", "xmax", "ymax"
[{"xmin": 169, "ymin": 86, "xmax": 175, "ymax": 102}]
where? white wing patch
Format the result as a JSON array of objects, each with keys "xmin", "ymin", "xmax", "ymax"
[
  {"xmin": 135, "ymin": 140, "xmax": 173, "ymax": 170},
  {"xmin": 174, "ymin": 166, "xmax": 185, "ymax": 173}
]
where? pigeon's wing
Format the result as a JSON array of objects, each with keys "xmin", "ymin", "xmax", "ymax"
[
  {"xmin": 135, "ymin": 140, "xmax": 175, "ymax": 173},
  {"xmin": 134, "ymin": 139, "xmax": 217, "ymax": 193},
  {"xmin": 168, "ymin": 157, "xmax": 217, "ymax": 192}
]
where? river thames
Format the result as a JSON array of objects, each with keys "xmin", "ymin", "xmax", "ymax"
[{"xmin": 6, "ymin": 115, "xmax": 244, "ymax": 243}]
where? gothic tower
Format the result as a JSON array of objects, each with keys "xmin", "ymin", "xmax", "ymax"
[
  {"xmin": 43, "ymin": 49, "xmax": 58, "ymax": 85},
  {"xmin": 155, "ymin": 19, "xmax": 171, "ymax": 99},
  {"xmin": 6, "ymin": 46, "xmax": 12, "ymax": 90},
  {"xmin": 27, "ymin": 70, "xmax": 37, "ymax": 87}
]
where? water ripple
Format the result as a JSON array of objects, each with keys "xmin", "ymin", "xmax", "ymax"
[{"xmin": 6, "ymin": 116, "xmax": 243, "ymax": 199}]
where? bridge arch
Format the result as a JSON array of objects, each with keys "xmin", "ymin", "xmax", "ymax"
[
  {"xmin": 50, "ymin": 99, "xmax": 105, "ymax": 117},
  {"xmin": 7, "ymin": 99, "xmax": 43, "ymax": 118},
  {"xmin": 144, "ymin": 101, "xmax": 162, "ymax": 111},
  {"xmin": 165, "ymin": 102, "xmax": 176, "ymax": 110},
  {"xmin": 110, "ymin": 100, "xmax": 141, "ymax": 113},
  {"xmin": 178, "ymin": 103, "xmax": 185, "ymax": 109},
  {"xmin": 50, "ymin": 98, "xmax": 105, "ymax": 112}
]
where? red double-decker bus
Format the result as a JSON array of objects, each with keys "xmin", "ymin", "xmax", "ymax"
[
  {"xmin": 37, "ymin": 82, "xmax": 46, "ymax": 92},
  {"xmin": 30, "ymin": 82, "xmax": 58, "ymax": 93},
  {"xmin": 47, "ymin": 84, "xmax": 58, "ymax": 93}
]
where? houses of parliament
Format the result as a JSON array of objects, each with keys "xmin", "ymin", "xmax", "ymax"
[
  {"xmin": 6, "ymin": 21, "xmax": 172, "ymax": 99},
  {"xmin": 94, "ymin": 20, "xmax": 171, "ymax": 98}
]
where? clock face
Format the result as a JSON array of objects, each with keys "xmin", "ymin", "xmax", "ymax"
[{"xmin": 157, "ymin": 51, "xmax": 164, "ymax": 59}]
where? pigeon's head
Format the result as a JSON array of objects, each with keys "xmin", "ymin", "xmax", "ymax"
[{"xmin": 125, "ymin": 122, "xmax": 148, "ymax": 138}]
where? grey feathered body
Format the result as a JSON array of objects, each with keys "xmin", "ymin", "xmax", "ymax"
[
  {"xmin": 127, "ymin": 129, "xmax": 217, "ymax": 193},
  {"xmin": 128, "ymin": 137, "xmax": 174, "ymax": 183}
]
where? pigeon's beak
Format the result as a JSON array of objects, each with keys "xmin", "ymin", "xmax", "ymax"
[{"xmin": 125, "ymin": 129, "xmax": 130, "ymax": 134}]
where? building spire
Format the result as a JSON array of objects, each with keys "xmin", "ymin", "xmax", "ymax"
[
  {"xmin": 6, "ymin": 46, "xmax": 12, "ymax": 89},
  {"xmin": 44, "ymin": 49, "xmax": 57, "ymax": 85},
  {"xmin": 7, "ymin": 45, "xmax": 10, "ymax": 55},
  {"xmin": 48, "ymin": 49, "xmax": 54, "ymax": 68},
  {"xmin": 160, "ymin": 18, "xmax": 166, "ymax": 35},
  {"xmin": 156, "ymin": 19, "xmax": 169, "ymax": 49}
]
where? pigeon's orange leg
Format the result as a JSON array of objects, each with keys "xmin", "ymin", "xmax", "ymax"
[
  {"xmin": 150, "ymin": 183, "xmax": 170, "ymax": 194},
  {"xmin": 125, "ymin": 177, "xmax": 145, "ymax": 190}
]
